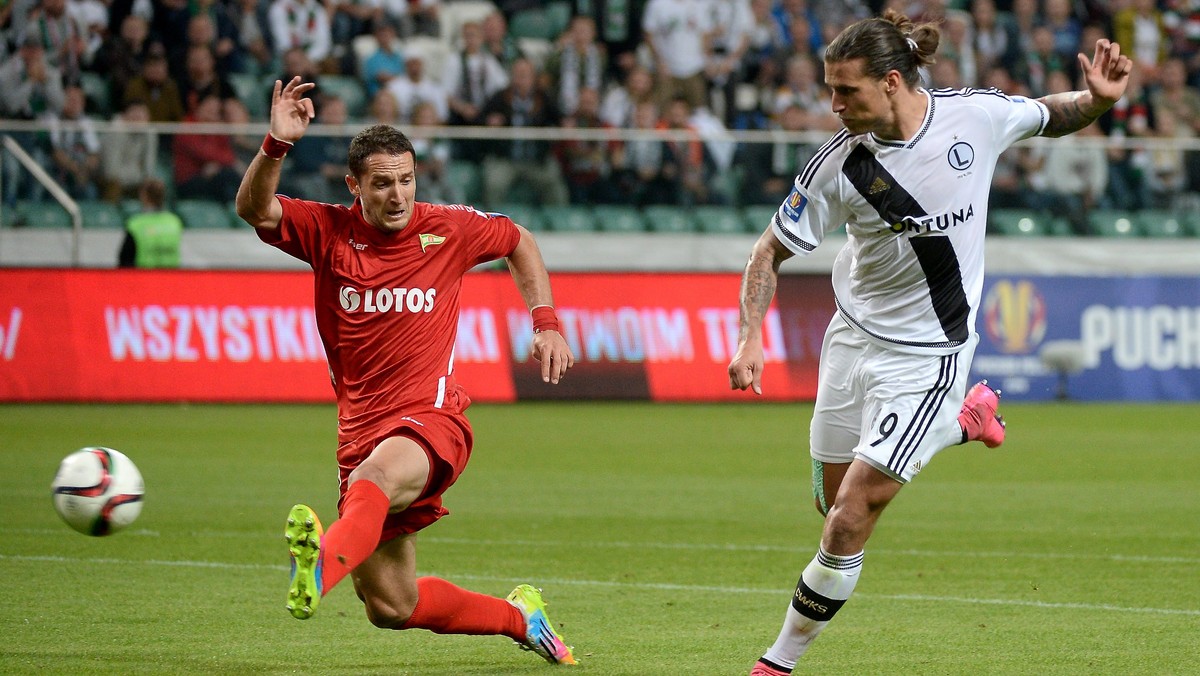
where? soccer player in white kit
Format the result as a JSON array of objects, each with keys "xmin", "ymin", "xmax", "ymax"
[{"xmin": 727, "ymin": 10, "xmax": 1132, "ymax": 675}]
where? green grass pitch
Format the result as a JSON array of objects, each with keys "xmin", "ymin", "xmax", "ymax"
[{"xmin": 3, "ymin": 402, "xmax": 1198, "ymax": 675}]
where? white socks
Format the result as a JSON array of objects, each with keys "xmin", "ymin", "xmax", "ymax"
[{"xmin": 761, "ymin": 547, "xmax": 864, "ymax": 670}]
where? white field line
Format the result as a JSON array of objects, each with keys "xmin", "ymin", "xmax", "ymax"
[
  {"xmin": 5, "ymin": 528, "xmax": 1199, "ymax": 565},
  {"xmin": 2, "ymin": 553, "xmax": 1198, "ymax": 617}
]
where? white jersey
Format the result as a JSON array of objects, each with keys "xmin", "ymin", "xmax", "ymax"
[{"xmin": 772, "ymin": 88, "xmax": 1048, "ymax": 355}]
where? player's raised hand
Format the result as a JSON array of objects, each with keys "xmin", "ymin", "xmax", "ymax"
[
  {"xmin": 532, "ymin": 330, "xmax": 574, "ymax": 384},
  {"xmin": 1078, "ymin": 39, "xmax": 1132, "ymax": 107},
  {"xmin": 728, "ymin": 341, "xmax": 764, "ymax": 395},
  {"xmin": 270, "ymin": 77, "xmax": 316, "ymax": 144}
]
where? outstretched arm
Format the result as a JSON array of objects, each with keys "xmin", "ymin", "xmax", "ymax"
[
  {"xmin": 506, "ymin": 226, "xmax": 575, "ymax": 384},
  {"xmin": 728, "ymin": 228, "xmax": 794, "ymax": 395},
  {"xmin": 1039, "ymin": 39, "xmax": 1133, "ymax": 138},
  {"xmin": 235, "ymin": 77, "xmax": 316, "ymax": 230}
]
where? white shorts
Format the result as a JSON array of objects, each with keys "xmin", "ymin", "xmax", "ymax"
[{"xmin": 809, "ymin": 316, "xmax": 976, "ymax": 483}]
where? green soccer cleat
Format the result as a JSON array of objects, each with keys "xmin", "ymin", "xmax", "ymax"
[
  {"xmin": 284, "ymin": 504, "xmax": 324, "ymax": 620},
  {"xmin": 506, "ymin": 584, "xmax": 577, "ymax": 665}
]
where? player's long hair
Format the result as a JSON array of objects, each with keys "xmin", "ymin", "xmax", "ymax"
[
  {"xmin": 825, "ymin": 9, "xmax": 940, "ymax": 87},
  {"xmin": 348, "ymin": 125, "xmax": 416, "ymax": 178}
]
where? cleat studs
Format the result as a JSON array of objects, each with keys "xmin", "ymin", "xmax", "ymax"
[
  {"xmin": 304, "ymin": 517, "xmax": 314, "ymax": 528},
  {"xmin": 287, "ymin": 517, "xmax": 295, "ymax": 526}
]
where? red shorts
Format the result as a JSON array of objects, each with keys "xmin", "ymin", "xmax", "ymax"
[{"xmin": 336, "ymin": 409, "xmax": 474, "ymax": 543}]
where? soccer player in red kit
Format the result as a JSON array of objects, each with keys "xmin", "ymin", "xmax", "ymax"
[{"xmin": 235, "ymin": 77, "xmax": 577, "ymax": 666}]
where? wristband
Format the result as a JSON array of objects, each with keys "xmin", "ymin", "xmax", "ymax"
[
  {"xmin": 531, "ymin": 305, "xmax": 560, "ymax": 334},
  {"xmin": 261, "ymin": 133, "xmax": 294, "ymax": 160}
]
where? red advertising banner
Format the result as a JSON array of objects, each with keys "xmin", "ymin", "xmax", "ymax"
[{"xmin": 0, "ymin": 269, "xmax": 834, "ymax": 402}]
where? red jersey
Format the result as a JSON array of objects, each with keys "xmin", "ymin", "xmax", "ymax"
[{"xmin": 258, "ymin": 198, "xmax": 521, "ymax": 444}]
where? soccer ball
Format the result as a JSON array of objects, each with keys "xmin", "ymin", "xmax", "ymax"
[{"xmin": 51, "ymin": 447, "xmax": 145, "ymax": 536}]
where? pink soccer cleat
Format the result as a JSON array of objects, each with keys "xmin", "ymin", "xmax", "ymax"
[
  {"xmin": 749, "ymin": 659, "xmax": 792, "ymax": 676},
  {"xmin": 958, "ymin": 380, "xmax": 1006, "ymax": 448}
]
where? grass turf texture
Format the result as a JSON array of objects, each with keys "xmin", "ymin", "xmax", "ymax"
[{"xmin": 2, "ymin": 402, "xmax": 1198, "ymax": 675}]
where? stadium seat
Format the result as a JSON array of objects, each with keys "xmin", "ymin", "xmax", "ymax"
[
  {"xmin": 692, "ymin": 206, "xmax": 748, "ymax": 234},
  {"xmin": 544, "ymin": 1, "xmax": 572, "ymax": 36},
  {"xmin": 989, "ymin": 208, "xmax": 1048, "ymax": 236},
  {"xmin": 642, "ymin": 205, "xmax": 697, "ymax": 233},
  {"xmin": 175, "ymin": 199, "xmax": 233, "ymax": 229},
  {"xmin": 319, "ymin": 75, "xmax": 367, "ymax": 119},
  {"xmin": 540, "ymin": 205, "xmax": 597, "ymax": 233},
  {"xmin": 80, "ymin": 200, "xmax": 126, "ymax": 229},
  {"xmin": 228, "ymin": 202, "xmax": 249, "ymax": 228},
  {"xmin": 79, "ymin": 71, "xmax": 112, "ymax": 116},
  {"xmin": 1136, "ymin": 210, "xmax": 1186, "ymax": 238},
  {"xmin": 1087, "ymin": 209, "xmax": 1140, "ymax": 237},
  {"xmin": 229, "ymin": 73, "xmax": 268, "ymax": 120},
  {"xmin": 592, "ymin": 205, "xmax": 647, "ymax": 233},
  {"xmin": 445, "ymin": 161, "xmax": 482, "ymax": 204},
  {"xmin": 509, "ymin": 8, "xmax": 558, "ymax": 40},
  {"xmin": 491, "ymin": 203, "xmax": 546, "ymax": 231},
  {"xmin": 16, "ymin": 201, "xmax": 74, "ymax": 228},
  {"xmin": 741, "ymin": 205, "xmax": 779, "ymax": 234},
  {"xmin": 437, "ymin": 0, "xmax": 496, "ymax": 44}
]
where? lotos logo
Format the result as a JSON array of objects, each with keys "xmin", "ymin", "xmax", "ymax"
[
  {"xmin": 339, "ymin": 287, "xmax": 361, "ymax": 312},
  {"xmin": 338, "ymin": 286, "xmax": 437, "ymax": 314},
  {"xmin": 982, "ymin": 280, "xmax": 1047, "ymax": 354}
]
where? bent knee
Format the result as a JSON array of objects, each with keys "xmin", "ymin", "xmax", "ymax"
[{"xmin": 363, "ymin": 597, "xmax": 416, "ymax": 629}]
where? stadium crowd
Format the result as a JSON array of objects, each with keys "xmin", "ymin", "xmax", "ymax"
[{"xmin": 2, "ymin": 0, "xmax": 1200, "ymax": 233}]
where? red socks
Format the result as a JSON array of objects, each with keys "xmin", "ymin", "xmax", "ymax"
[
  {"xmin": 403, "ymin": 576, "xmax": 526, "ymax": 640},
  {"xmin": 318, "ymin": 479, "xmax": 390, "ymax": 593}
]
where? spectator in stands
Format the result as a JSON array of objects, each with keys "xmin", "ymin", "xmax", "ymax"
[
  {"xmin": 480, "ymin": 57, "xmax": 568, "ymax": 207},
  {"xmin": 544, "ymin": 15, "xmax": 607, "ymax": 118},
  {"xmin": 409, "ymin": 100, "xmax": 458, "ymax": 205},
  {"xmin": 705, "ymin": 0, "xmax": 754, "ymax": 126},
  {"xmin": 970, "ymin": 0, "xmax": 1019, "ymax": 77},
  {"xmin": 185, "ymin": 7, "xmax": 241, "ymax": 76},
  {"xmin": 270, "ymin": 47, "xmax": 323, "ymax": 116},
  {"xmin": 389, "ymin": 0, "xmax": 439, "ymax": 39},
  {"xmin": 122, "ymin": 50, "xmax": 185, "ymax": 122},
  {"xmin": 600, "ymin": 64, "xmax": 655, "ymax": 129},
  {"xmin": 555, "ymin": 86, "xmax": 619, "ymax": 205},
  {"xmin": 100, "ymin": 99, "xmax": 157, "ymax": 202},
  {"xmin": 72, "ymin": 0, "xmax": 109, "ymax": 67},
  {"xmin": 771, "ymin": 53, "xmax": 838, "ymax": 131},
  {"xmin": 20, "ymin": 0, "xmax": 88, "ymax": 84},
  {"xmin": 230, "ymin": 0, "xmax": 275, "ymax": 76},
  {"xmin": 367, "ymin": 87, "xmax": 402, "ymax": 124},
  {"xmin": 94, "ymin": 13, "xmax": 153, "ymax": 104},
  {"xmin": 282, "ymin": 94, "xmax": 353, "ymax": 204},
  {"xmin": 1143, "ymin": 108, "xmax": 1191, "ymax": 208},
  {"xmin": 0, "ymin": 32, "xmax": 65, "ymax": 119},
  {"xmin": 173, "ymin": 93, "xmax": 243, "ymax": 201},
  {"xmin": 1019, "ymin": 25, "xmax": 1069, "ymax": 97},
  {"xmin": 47, "ymin": 84, "xmax": 100, "ymax": 199},
  {"xmin": 745, "ymin": 0, "xmax": 789, "ymax": 77},
  {"xmin": 223, "ymin": 97, "xmax": 263, "ymax": 167},
  {"xmin": 658, "ymin": 95, "xmax": 710, "ymax": 206},
  {"xmin": 1114, "ymin": 0, "xmax": 1169, "ymax": 81},
  {"xmin": 180, "ymin": 44, "xmax": 236, "ymax": 116},
  {"xmin": 481, "ymin": 10, "xmax": 520, "ymax": 69},
  {"xmin": 443, "ymin": 20, "xmax": 509, "ymax": 126},
  {"xmin": 611, "ymin": 100, "xmax": 675, "ymax": 206},
  {"xmin": 1010, "ymin": 0, "xmax": 1038, "ymax": 57},
  {"xmin": 1149, "ymin": 57, "xmax": 1200, "ymax": 193},
  {"xmin": 327, "ymin": 0, "xmax": 380, "ymax": 70},
  {"xmin": 642, "ymin": 0, "xmax": 712, "ymax": 112},
  {"xmin": 154, "ymin": 0, "xmax": 194, "ymax": 80},
  {"xmin": 574, "ymin": 0, "xmax": 647, "ymax": 79},
  {"xmin": 361, "ymin": 20, "xmax": 405, "ymax": 100},
  {"xmin": 118, "ymin": 178, "xmax": 183, "ymax": 269},
  {"xmin": 771, "ymin": 0, "xmax": 822, "ymax": 56},
  {"xmin": 1043, "ymin": 0, "xmax": 1082, "ymax": 62},
  {"xmin": 1027, "ymin": 79, "xmax": 1108, "ymax": 235},
  {"xmin": 739, "ymin": 102, "xmax": 816, "ymax": 205},
  {"xmin": 268, "ymin": 0, "xmax": 332, "ymax": 68},
  {"xmin": 385, "ymin": 53, "xmax": 448, "ymax": 124},
  {"xmin": 1103, "ymin": 66, "xmax": 1154, "ymax": 211},
  {"xmin": 938, "ymin": 10, "xmax": 976, "ymax": 87}
]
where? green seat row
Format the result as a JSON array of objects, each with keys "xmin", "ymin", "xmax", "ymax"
[
  {"xmin": 2, "ymin": 200, "xmax": 248, "ymax": 230},
  {"xmin": 989, "ymin": 208, "xmax": 1200, "ymax": 237},
  {"xmin": 486, "ymin": 204, "xmax": 780, "ymax": 235}
]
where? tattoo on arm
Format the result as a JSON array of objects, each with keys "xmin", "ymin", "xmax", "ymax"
[
  {"xmin": 1039, "ymin": 91, "xmax": 1103, "ymax": 138},
  {"xmin": 737, "ymin": 250, "xmax": 781, "ymax": 343}
]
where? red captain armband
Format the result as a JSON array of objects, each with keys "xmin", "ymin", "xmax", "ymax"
[
  {"xmin": 260, "ymin": 133, "xmax": 294, "ymax": 160},
  {"xmin": 531, "ymin": 305, "xmax": 560, "ymax": 334}
]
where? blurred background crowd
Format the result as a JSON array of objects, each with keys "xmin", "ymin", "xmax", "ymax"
[{"xmin": 2, "ymin": 0, "xmax": 1200, "ymax": 237}]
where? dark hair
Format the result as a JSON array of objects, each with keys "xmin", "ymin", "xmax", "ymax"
[
  {"xmin": 140, "ymin": 178, "xmax": 166, "ymax": 207},
  {"xmin": 347, "ymin": 124, "xmax": 414, "ymax": 177},
  {"xmin": 824, "ymin": 9, "xmax": 940, "ymax": 87}
]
